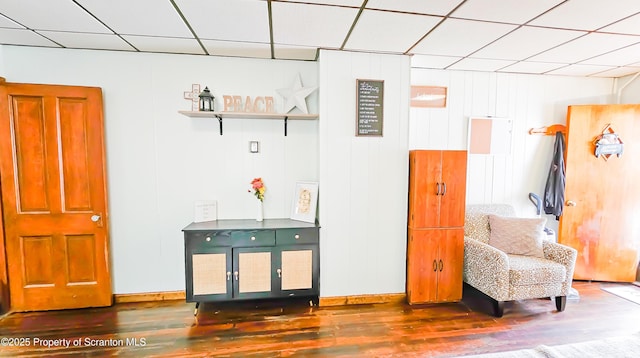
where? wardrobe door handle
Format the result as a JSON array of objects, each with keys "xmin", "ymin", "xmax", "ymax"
[
  {"xmin": 436, "ymin": 183, "xmax": 441, "ymax": 195},
  {"xmin": 439, "ymin": 260, "xmax": 444, "ymax": 272},
  {"xmin": 433, "ymin": 260, "xmax": 438, "ymax": 272},
  {"xmin": 442, "ymin": 183, "xmax": 447, "ymax": 196}
]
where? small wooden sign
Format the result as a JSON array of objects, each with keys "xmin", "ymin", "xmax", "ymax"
[
  {"xmin": 356, "ymin": 79, "xmax": 384, "ymax": 136},
  {"xmin": 410, "ymin": 86, "xmax": 447, "ymax": 108}
]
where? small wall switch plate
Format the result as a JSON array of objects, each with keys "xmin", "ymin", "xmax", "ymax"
[{"xmin": 249, "ymin": 141, "xmax": 259, "ymax": 153}]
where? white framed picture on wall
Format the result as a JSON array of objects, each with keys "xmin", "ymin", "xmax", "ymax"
[
  {"xmin": 290, "ymin": 181, "xmax": 318, "ymax": 223},
  {"xmin": 468, "ymin": 116, "xmax": 513, "ymax": 155}
]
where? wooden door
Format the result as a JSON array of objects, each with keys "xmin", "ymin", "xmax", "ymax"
[
  {"xmin": 559, "ymin": 104, "xmax": 640, "ymax": 282},
  {"xmin": 408, "ymin": 150, "xmax": 442, "ymax": 228},
  {"xmin": 406, "ymin": 229, "xmax": 439, "ymax": 304},
  {"xmin": 439, "ymin": 151, "xmax": 467, "ymax": 228},
  {"xmin": 435, "ymin": 228, "xmax": 464, "ymax": 302},
  {"xmin": 0, "ymin": 81, "xmax": 112, "ymax": 311}
]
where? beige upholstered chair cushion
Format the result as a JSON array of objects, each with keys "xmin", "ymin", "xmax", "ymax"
[
  {"xmin": 508, "ymin": 255, "xmax": 566, "ymax": 286},
  {"xmin": 488, "ymin": 215, "xmax": 546, "ymax": 258},
  {"xmin": 465, "ymin": 204, "xmax": 516, "ymax": 244}
]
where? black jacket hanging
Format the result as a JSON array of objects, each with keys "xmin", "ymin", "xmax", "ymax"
[{"xmin": 544, "ymin": 131, "xmax": 566, "ymax": 219}]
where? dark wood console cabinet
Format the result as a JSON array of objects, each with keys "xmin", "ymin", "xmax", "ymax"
[{"xmin": 183, "ymin": 219, "xmax": 319, "ymax": 314}]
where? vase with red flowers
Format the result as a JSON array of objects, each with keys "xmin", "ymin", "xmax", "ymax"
[{"xmin": 249, "ymin": 177, "xmax": 266, "ymax": 221}]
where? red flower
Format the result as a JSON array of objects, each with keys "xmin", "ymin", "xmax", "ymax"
[{"xmin": 250, "ymin": 178, "xmax": 266, "ymax": 201}]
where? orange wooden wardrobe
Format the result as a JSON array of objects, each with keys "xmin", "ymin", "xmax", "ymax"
[{"xmin": 406, "ymin": 150, "xmax": 468, "ymax": 304}]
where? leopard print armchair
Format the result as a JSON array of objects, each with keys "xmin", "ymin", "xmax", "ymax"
[{"xmin": 463, "ymin": 204, "xmax": 578, "ymax": 317}]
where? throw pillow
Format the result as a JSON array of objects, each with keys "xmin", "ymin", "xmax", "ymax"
[{"xmin": 488, "ymin": 215, "xmax": 546, "ymax": 258}]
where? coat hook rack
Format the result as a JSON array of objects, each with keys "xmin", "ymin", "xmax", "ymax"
[{"xmin": 528, "ymin": 124, "xmax": 566, "ymax": 136}]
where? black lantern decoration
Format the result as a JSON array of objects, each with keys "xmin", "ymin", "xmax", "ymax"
[{"xmin": 198, "ymin": 86, "xmax": 215, "ymax": 111}]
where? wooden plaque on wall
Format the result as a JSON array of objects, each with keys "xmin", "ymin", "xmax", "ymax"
[{"xmin": 356, "ymin": 79, "xmax": 384, "ymax": 136}]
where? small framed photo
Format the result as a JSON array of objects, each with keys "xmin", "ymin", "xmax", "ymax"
[{"xmin": 290, "ymin": 181, "xmax": 318, "ymax": 223}]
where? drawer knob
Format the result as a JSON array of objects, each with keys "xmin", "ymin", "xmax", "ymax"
[
  {"xmin": 206, "ymin": 237, "xmax": 211, "ymax": 242},
  {"xmin": 294, "ymin": 234, "xmax": 300, "ymax": 239},
  {"xmin": 251, "ymin": 236, "xmax": 256, "ymax": 241}
]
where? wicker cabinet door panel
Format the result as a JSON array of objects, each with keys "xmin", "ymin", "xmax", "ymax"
[
  {"xmin": 274, "ymin": 244, "xmax": 319, "ymax": 297},
  {"xmin": 192, "ymin": 253, "xmax": 227, "ymax": 296},
  {"xmin": 185, "ymin": 246, "xmax": 232, "ymax": 302},
  {"xmin": 233, "ymin": 247, "xmax": 275, "ymax": 299},
  {"xmin": 281, "ymin": 250, "xmax": 313, "ymax": 290}
]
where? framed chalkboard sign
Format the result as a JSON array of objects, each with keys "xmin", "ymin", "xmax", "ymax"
[{"xmin": 356, "ymin": 79, "xmax": 384, "ymax": 136}]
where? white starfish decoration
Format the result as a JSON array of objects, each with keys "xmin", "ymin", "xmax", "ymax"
[{"xmin": 276, "ymin": 73, "xmax": 317, "ymax": 114}]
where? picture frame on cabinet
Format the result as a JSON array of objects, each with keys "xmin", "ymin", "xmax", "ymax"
[{"xmin": 290, "ymin": 181, "xmax": 318, "ymax": 223}]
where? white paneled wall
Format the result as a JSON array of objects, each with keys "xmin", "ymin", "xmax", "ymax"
[
  {"xmin": 618, "ymin": 71, "xmax": 640, "ymax": 103},
  {"xmin": 1, "ymin": 43, "xmax": 634, "ymax": 298},
  {"xmin": 318, "ymin": 50, "xmax": 410, "ymax": 297},
  {"xmin": 411, "ymin": 69, "xmax": 615, "ymax": 227},
  {"xmin": 1, "ymin": 45, "xmax": 318, "ymax": 294}
]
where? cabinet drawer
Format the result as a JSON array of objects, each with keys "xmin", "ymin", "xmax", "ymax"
[
  {"xmin": 231, "ymin": 230, "xmax": 275, "ymax": 246},
  {"xmin": 276, "ymin": 228, "xmax": 318, "ymax": 245},
  {"xmin": 186, "ymin": 231, "xmax": 231, "ymax": 249}
]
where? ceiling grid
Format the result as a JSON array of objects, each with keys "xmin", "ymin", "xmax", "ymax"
[{"xmin": 0, "ymin": 0, "xmax": 639, "ymax": 77}]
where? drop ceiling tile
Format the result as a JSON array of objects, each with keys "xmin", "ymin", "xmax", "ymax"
[
  {"xmin": 411, "ymin": 54, "xmax": 461, "ymax": 69},
  {"xmin": 410, "ymin": 18, "xmax": 517, "ymax": 57},
  {"xmin": 175, "ymin": 0, "xmax": 270, "ymax": 43},
  {"xmin": 0, "ymin": 28, "xmax": 60, "ymax": 47},
  {"xmin": 38, "ymin": 31, "xmax": 136, "ymax": 51},
  {"xmin": 276, "ymin": 0, "xmax": 362, "ymax": 6},
  {"xmin": 274, "ymin": 44, "xmax": 318, "ymax": 60},
  {"xmin": 600, "ymin": 13, "xmax": 640, "ymax": 36},
  {"xmin": 345, "ymin": 10, "xmax": 441, "ymax": 53},
  {"xmin": 451, "ymin": 0, "xmax": 563, "ymax": 24},
  {"xmin": 447, "ymin": 58, "xmax": 516, "ymax": 72},
  {"xmin": 546, "ymin": 64, "xmax": 615, "ymax": 77},
  {"xmin": 590, "ymin": 67, "xmax": 640, "ymax": 78},
  {"xmin": 529, "ymin": 0, "xmax": 640, "ymax": 31},
  {"xmin": 76, "ymin": 0, "xmax": 191, "ymax": 37},
  {"xmin": 498, "ymin": 61, "xmax": 566, "ymax": 74},
  {"xmin": 0, "ymin": 14, "xmax": 24, "ymax": 28},
  {"xmin": 122, "ymin": 35, "xmax": 205, "ymax": 55},
  {"xmin": 473, "ymin": 26, "xmax": 585, "ymax": 60},
  {"xmin": 202, "ymin": 39, "xmax": 271, "ymax": 59},
  {"xmin": 580, "ymin": 43, "xmax": 640, "ymax": 67},
  {"xmin": 272, "ymin": 2, "xmax": 358, "ymax": 48},
  {"xmin": 366, "ymin": 0, "xmax": 464, "ymax": 16},
  {"xmin": 529, "ymin": 33, "xmax": 640, "ymax": 63},
  {"xmin": 0, "ymin": 0, "xmax": 110, "ymax": 33}
]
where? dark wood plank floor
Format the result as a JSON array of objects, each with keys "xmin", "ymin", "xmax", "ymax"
[{"xmin": 1, "ymin": 281, "xmax": 639, "ymax": 357}]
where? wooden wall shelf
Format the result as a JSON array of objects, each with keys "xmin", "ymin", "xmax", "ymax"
[{"xmin": 178, "ymin": 111, "xmax": 318, "ymax": 136}]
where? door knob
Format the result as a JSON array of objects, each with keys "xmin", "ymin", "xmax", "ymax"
[
  {"xmin": 91, "ymin": 214, "xmax": 101, "ymax": 222},
  {"xmin": 566, "ymin": 200, "xmax": 577, "ymax": 207}
]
